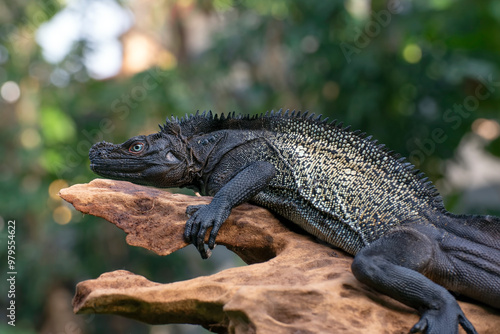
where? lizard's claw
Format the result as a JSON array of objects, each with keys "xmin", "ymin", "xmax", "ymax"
[
  {"xmin": 410, "ymin": 301, "xmax": 477, "ymax": 334},
  {"xmin": 184, "ymin": 203, "xmax": 228, "ymax": 259},
  {"xmin": 185, "ymin": 204, "xmax": 204, "ymax": 217}
]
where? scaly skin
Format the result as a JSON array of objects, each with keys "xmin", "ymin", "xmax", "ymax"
[{"xmin": 89, "ymin": 110, "xmax": 500, "ymax": 333}]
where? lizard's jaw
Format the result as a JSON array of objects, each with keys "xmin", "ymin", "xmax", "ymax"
[
  {"xmin": 89, "ymin": 159, "xmax": 148, "ymax": 183},
  {"xmin": 89, "ymin": 138, "xmax": 191, "ymax": 188},
  {"xmin": 89, "ymin": 141, "xmax": 150, "ymax": 183}
]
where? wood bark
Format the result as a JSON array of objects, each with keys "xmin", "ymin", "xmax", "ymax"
[{"xmin": 59, "ymin": 179, "xmax": 500, "ymax": 333}]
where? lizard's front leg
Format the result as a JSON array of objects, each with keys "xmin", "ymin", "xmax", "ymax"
[
  {"xmin": 184, "ymin": 161, "xmax": 276, "ymax": 259},
  {"xmin": 351, "ymin": 226, "xmax": 477, "ymax": 334}
]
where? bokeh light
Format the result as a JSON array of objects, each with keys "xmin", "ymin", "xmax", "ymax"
[
  {"xmin": 403, "ymin": 44, "xmax": 422, "ymax": 64},
  {"xmin": 20, "ymin": 128, "xmax": 42, "ymax": 149},
  {"xmin": 48, "ymin": 179, "xmax": 69, "ymax": 200},
  {"xmin": 472, "ymin": 119, "xmax": 500, "ymax": 141},
  {"xmin": 1, "ymin": 81, "xmax": 21, "ymax": 103},
  {"xmin": 53, "ymin": 205, "xmax": 72, "ymax": 225}
]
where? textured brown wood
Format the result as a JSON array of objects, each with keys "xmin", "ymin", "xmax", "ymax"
[{"xmin": 60, "ymin": 179, "xmax": 500, "ymax": 333}]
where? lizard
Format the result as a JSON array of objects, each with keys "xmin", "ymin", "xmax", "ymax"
[{"xmin": 88, "ymin": 110, "xmax": 500, "ymax": 334}]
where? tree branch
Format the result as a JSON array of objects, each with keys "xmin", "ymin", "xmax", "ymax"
[{"xmin": 60, "ymin": 179, "xmax": 500, "ymax": 333}]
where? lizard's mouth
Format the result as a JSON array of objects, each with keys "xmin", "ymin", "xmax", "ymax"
[
  {"xmin": 89, "ymin": 161, "xmax": 144, "ymax": 179},
  {"xmin": 88, "ymin": 139, "xmax": 189, "ymax": 188},
  {"xmin": 89, "ymin": 142, "xmax": 148, "ymax": 180}
]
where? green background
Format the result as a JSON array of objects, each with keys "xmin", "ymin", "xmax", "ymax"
[{"xmin": 1, "ymin": 0, "xmax": 500, "ymax": 333}]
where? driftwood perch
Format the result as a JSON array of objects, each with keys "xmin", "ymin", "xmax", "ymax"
[{"xmin": 59, "ymin": 179, "xmax": 500, "ymax": 333}]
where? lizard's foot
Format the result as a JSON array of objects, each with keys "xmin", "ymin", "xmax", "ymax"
[
  {"xmin": 351, "ymin": 227, "xmax": 480, "ymax": 334},
  {"xmin": 410, "ymin": 301, "xmax": 477, "ymax": 334},
  {"xmin": 185, "ymin": 204, "xmax": 204, "ymax": 217},
  {"xmin": 184, "ymin": 202, "xmax": 229, "ymax": 259}
]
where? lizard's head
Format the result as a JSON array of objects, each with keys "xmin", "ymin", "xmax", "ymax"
[{"xmin": 89, "ymin": 132, "xmax": 193, "ymax": 188}]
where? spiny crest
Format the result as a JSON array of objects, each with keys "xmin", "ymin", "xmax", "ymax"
[
  {"xmin": 159, "ymin": 109, "xmax": 263, "ymax": 137},
  {"xmin": 159, "ymin": 110, "xmax": 226, "ymax": 137},
  {"xmin": 158, "ymin": 109, "xmax": 391, "ymax": 156}
]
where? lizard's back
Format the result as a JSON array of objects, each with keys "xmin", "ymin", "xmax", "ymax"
[{"xmin": 210, "ymin": 111, "xmax": 446, "ymax": 254}]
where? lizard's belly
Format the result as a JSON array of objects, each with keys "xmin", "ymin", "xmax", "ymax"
[{"xmin": 252, "ymin": 189, "xmax": 365, "ymax": 255}]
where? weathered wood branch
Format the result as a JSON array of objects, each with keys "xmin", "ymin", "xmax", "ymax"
[{"xmin": 60, "ymin": 179, "xmax": 500, "ymax": 333}]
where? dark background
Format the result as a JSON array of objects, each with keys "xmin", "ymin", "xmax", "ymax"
[{"xmin": 1, "ymin": 0, "xmax": 500, "ymax": 333}]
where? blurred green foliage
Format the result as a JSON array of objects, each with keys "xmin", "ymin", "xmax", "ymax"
[{"xmin": 1, "ymin": 0, "xmax": 500, "ymax": 333}]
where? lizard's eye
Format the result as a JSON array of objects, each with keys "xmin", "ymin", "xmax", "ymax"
[{"xmin": 129, "ymin": 142, "xmax": 145, "ymax": 153}]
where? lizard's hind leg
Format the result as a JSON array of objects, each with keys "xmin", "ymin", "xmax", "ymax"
[{"xmin": 351, "ymin": 226, "xmax": 477, "ymax": 334}]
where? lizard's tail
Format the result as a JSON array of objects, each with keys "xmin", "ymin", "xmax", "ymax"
[
  {"xmin": 442, "ymin": 213, "xmax": 500, "ymax": 251},
  {"xmin": 440, "ymin": 213, "xmax": 500, "ymax": 308}
]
